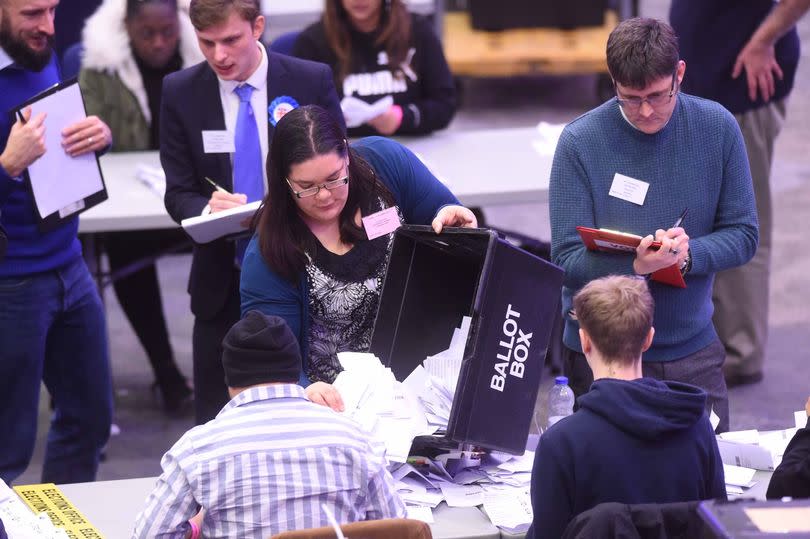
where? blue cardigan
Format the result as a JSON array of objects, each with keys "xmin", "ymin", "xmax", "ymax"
[
  {"xmin": 550, "ymin": 94, "xmax": 758, "ymax": 362},
  {"xmin": 1, "ymin": 54, "xmax": 82, "ymax": 277},
  {"xmin": 240, "ymin": 136, "xmax": 459, "ymax": 385}
]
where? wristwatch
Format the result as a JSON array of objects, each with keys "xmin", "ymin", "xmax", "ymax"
[{"xmin": 680, "ymin": 250, "xmax": 692, "ymax": 276}]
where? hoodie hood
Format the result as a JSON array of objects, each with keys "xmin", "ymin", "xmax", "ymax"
[
  {"xmin": 578, "ymin": 377, "xmax": 708, "ymax": 440},
  {"xmin": 80, "ymin": 0, "xmax": 203, "ymax": 123}
]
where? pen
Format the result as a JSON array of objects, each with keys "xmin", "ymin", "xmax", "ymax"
[
  {"xmin": 666, "ymin": 208, "xmax": 688, "ymax": 256},
  {"xmin": 671, "ymin": 207, "xmax": 688, "ymax": 229},
  {"xmin": 203, "ymin": 176, "xmax": 229, "ymax": 194}
]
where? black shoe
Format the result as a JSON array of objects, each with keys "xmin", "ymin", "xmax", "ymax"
[
  {"xmin": 152, "ymin": 377, "xmax": 194, "ymax": 415},
  {"xmin": 725, "ymin": 371, "xmax": 764, "ymax": 388}
]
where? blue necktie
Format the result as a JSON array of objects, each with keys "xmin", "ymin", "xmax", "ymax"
[
  {"xmin": 232, "ymin": 84, "xmax": 263, "ymax": 266},
  {"xmin": 232, "ymin": 84, "xmax": 264, "ymax": 203}
]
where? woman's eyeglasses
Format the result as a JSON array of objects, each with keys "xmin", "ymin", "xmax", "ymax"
[{"xmin": 286, "ymin": 176, "xmax": 349, "ymax": 199}]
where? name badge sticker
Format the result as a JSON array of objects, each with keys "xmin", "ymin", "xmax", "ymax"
[
  {"xmin": 362, "ymin": 206, "xmax": 401, "ymax": 240},
  {"xmin": 202, "ymin": 130, "xmax": 235, "ymax": 153},
  {"xmin": 609, "ymin": 173, "xmax": 649, "ymax": 206}
]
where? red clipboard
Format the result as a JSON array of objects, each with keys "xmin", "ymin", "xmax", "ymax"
[{"xmin": 576, "ymin": 226, "xmax": 686, "ymax": 288}]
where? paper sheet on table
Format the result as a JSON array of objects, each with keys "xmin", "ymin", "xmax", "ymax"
[
  {"xmin": 181, "ymin": 200, "xmax": 260, "ymax": 243},
  {"xmin": 796, "ymin": 410, "xmax": 808, "ymax": 429},
  {"xmin": 723, "ymin": 464, "xmax": 757, "ymax": 487},
  {"xmin": 135, "ymin": 163, "xmax": 166, "ymax": 198},
  {"xmin": 23, "ymin": 82, "xmax": 105, "ymax": 218},
  {"xmin": 405, "ymin": 505, "xmax": 434, "ymax": 523},
  {"xmin": 482, "ymin": 486, "xmax": 533, "ymax": 532},
  {"xmin": 341, "ymin": 95, "xmax": 394, "ymax": 128},
  {"xmin": 530, "ymin": 121, "xmax": 565, "ymax": 157},
  {"xmin": 438, "ymin": 483, "xmax": 484, "ymax": 507}
]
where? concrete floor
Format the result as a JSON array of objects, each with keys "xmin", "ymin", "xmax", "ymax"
[{"xmin": 17, "ymin": 2, "xmax": 810, "ymax": 486}]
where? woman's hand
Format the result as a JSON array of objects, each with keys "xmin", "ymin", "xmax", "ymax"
[
  {"xmin": 432, "ymin": 205, "xmax": 478, "ymax": 234},
  {"xmin": 305, "ymin": 381, "xmax": 345, "ymax": 412}
]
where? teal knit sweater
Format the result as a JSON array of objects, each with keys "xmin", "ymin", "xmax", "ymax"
[{"xmin": 550, "ymin": 94, "xmax": 758, "ymax": 361}]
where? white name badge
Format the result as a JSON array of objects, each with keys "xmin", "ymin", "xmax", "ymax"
[
  {"xmin": 609, "ymin": 173, "xmax": 649, "ymax": 206},
  {"xmin": 202, "ymin": 130, "xmax": 235, "ymax": 153}
]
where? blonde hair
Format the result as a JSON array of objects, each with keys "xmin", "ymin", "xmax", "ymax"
[{"xmin": 573, "ymin": 275, "xmax": 654, "ymax": 365}]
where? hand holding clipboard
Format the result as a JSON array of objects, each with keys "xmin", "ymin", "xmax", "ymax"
[{"xmin": 576, "ymin": 209, "xmax": 689, "ymax": 288}]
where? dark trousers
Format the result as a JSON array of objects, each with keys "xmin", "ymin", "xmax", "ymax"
[
  {"xmin": 0, "ymin": 257, "xmax": 113, "ymax": 484},
  {"xmin": 192, "ymin": 268, "xmax": 241, "ymax": 424},
  {"xmin": 104, "ymin": 229, "xmax": 189, "ymax": 394},
  {"xmin": 563, "ymin": 338, "xmax": 730, "ymax": 433}
]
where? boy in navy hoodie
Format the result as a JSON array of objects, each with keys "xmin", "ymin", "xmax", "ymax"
[{"xmin": 527, "ymin": 275, "xmax": 726, "ymax": 539}]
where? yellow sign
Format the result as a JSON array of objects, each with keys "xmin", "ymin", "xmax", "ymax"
[{"xmin": 12, "ymin": 483, "xmax": 103, "ymax": 538}]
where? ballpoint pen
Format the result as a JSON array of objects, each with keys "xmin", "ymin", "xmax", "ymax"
[
  {"xmin": 668, "ymin": 208, "xmax": 688, "ymax": 255},
  {"xmin": 203, "ymin": 176, "xmax": 230, "ymax": 194}
]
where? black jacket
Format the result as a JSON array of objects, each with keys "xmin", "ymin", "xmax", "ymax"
[
  {"xmin": 293, "ymin": 14, "xmax": 456, "ymax": 137},
  {"xmin": 767, "ymin": 417, "xmax": 810, "ymax": 499},
  {"xmin": 160, "ymin": 52, "xmax": 344, "ymax": 319},
  {"xmin": 561, "ymin": 501, "xmax": 704, "ymax": 539}
]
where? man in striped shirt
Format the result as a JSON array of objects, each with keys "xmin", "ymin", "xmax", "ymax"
[{"xmin": 133, "ymin": 311, "xmax": 405, "ymax": 538}]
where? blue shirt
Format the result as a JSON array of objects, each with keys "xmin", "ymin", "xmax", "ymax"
[
  {"xmin": 550, "ymin": 94, "xmax": 758, "ymax": 361},
  {"xmin": 133, "ymin": 384, "xmax": 405, "ymax": 538}
]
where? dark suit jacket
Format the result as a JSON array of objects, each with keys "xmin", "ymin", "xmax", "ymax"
[{"xmin": 161, "ymin": 50, "xmax": 345, "ymax": 320}]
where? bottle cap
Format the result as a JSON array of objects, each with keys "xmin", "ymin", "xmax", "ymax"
[{"xmin": 554, "ymin": 376, "xmax": 568, "ymax": 385}]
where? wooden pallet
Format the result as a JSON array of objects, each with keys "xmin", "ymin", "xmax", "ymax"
[{"xmin": 443, "ymin": 10, "xmax": 618, "ymax": 78}]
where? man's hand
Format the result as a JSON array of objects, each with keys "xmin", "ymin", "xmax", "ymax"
[
  {"xmin": 62, "ymin": 115, "xmax": 112, "ymax": 157},
  {"xmin": 208, "ymin": 191, "xmax": 247, "ymax": 213},
  {"xmin": 305, "ymin": 381, "xmax": 345, "ymax": 412},
  {"xmin": 432, "ymin": 205, "xmax": 478, "ymax": 234},
  {"xmin": 0, "ymin": 107, "xmax": 47, "ymax": 178},
  {"xmin": 367, "ymin": 105, "xmax": 403, "ymax": 135},
  {"xmin": 732, "ymin": 41, "xmax": 783, "ymax": 102},
  {"xmin": 633, "ymin": 227, "xmax": 690, "ymax": 275}
]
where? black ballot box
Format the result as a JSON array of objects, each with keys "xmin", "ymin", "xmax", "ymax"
[{"xmin": 370, "ymin": 225, "xmax": 565, "ymax": 454}]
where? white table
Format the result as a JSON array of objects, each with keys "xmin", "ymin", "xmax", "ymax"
[
  {"xmin": 57, "ymin": 477, "xmax": 500, "ymax": 539},
  {"xmin": 401, "ymin": 127, "xmax": 552, "ymax": 207},
  {"xmin": 81, "ymin": 128, "xmax": 551, "ymax": 234},
  {"xmin": 80, "ymin": 152, "xmax": 174, "ymax": 234}
]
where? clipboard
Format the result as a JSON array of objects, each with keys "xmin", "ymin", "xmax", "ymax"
[
  {"xmin": 576, "ymin": 226, "xmax": 686, "ymax": 288},
  {"xmin": 10, "ymin": 78, "xmax": 108, "ymax": 233}
]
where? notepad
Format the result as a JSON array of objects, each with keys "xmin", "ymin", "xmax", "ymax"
[{"xmin": 180, "ymin": 200, "xmax": 261, "ymax": 244}]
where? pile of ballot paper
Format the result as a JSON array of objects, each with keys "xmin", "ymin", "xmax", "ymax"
[
  {"xmin": 332, "ymin": 319, "xmax": 536, "ymax": 533},
  {"xmin": 388, "ymin": 450, "xmax": 535, "ymax": 533},
  {"xmin": 135, "ymin": 163, "xmax": 167, "ymax": 199},
  {"xmin": 0, "ymin": 480, "xmax": 69, "ymax": 539}
]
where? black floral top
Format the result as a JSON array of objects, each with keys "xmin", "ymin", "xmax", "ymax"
[{"xmin": 305, "ymin": 203, "xmax": 401, "ymax": 383}]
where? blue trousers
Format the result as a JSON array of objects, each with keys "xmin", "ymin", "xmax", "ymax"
[{"xmin": 0, "ymin": 256, "xmax": 112, "ymax": 484}]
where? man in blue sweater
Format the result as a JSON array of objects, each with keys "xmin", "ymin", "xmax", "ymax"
[
  {"xmin": 527, "ymin": 276, "xmax": 726, "ymax": 539},
  {"xmin": 671, "ymin": 0, "xmax": 809, "ymax": 388},
  {"xmin": 0, "ymin": 0, "xmax": 113, "ymax": 484},
  {"xmin": 550, "ymin": 18, "xmax": 758, "ymax": 433}
]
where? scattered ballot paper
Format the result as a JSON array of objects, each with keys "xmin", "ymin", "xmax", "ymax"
[
  {"xmin": 531, "ymin": 121, "xmax": 565, "ymax": 157},
  {"xmin": 796, "ymin": 410, "xmax": 808, "ymax": 429},
  {"xmin": 341, "ymin": 95, "xmax": 394, "ymax": 128},
  {"xmin": 723, "ymin": 464, "xmax": 757, "ymax": 488}
]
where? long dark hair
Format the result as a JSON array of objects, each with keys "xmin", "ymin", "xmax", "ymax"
[
  {"xmin": 256, "ymin": 105, "xmax": 394, "ymax": 281},
  {"xmin": 323, "ymin": 0, "xmax": 411, "ymax": 82}
]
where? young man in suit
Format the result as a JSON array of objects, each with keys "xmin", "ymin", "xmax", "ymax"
[{"xmin": 160, "ymin": 0, "xmax": 345, "ymax": 424}]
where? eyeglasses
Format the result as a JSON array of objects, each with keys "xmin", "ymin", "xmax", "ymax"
[
  {"xmin": 286, "ymin": 176, "xmax": 349, "ymax": 198},
  {"xmin": 615, "ymin": 73, "xmax": 678, "ymax": 111}
]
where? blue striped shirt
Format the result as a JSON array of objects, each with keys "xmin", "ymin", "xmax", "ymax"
[{"xmin": 132, "ymin": 384, "xmax": 405, "ymax": 538}]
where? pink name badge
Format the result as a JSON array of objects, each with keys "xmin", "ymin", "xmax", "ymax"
[{"xmin": 361, "ymin": 206, "xmax": 401, "ymax": 240}]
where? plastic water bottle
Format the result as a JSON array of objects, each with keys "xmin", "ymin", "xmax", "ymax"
[{"xmin": 547, "ymin": 376, "xmax": 575, "ymax": 428}]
